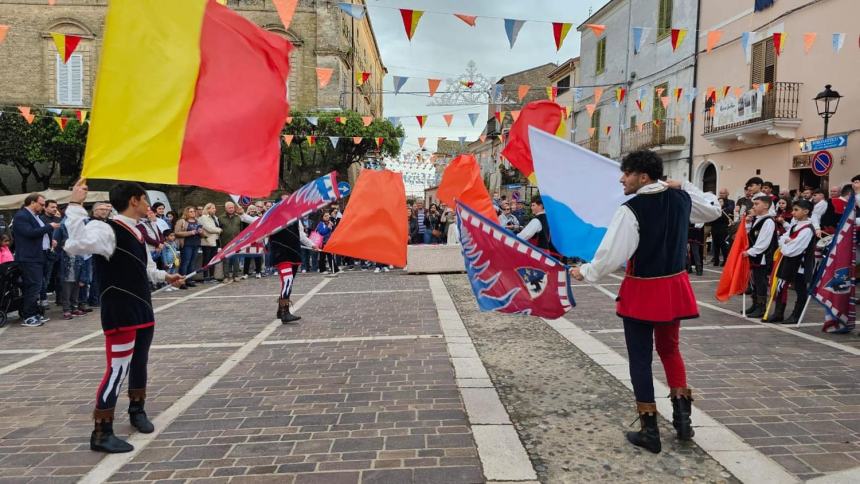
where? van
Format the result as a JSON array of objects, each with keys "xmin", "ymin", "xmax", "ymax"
[{"xmin": 146, "ymin": 190, "xmax": 171, "ymax": 213}]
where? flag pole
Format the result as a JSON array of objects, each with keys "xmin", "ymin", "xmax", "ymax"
[
  {"xmin": 796, "ymin": 295, "xmax": 812, "ymax": 326},
  {"xmin": 152, "ymin": 271, "xmax": 196, "ymax": 294},
  {"xmin": 742, "ymin": 292, "xmax": 747, "ymax": 317}
]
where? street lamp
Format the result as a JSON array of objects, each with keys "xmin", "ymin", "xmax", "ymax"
[{"xmin": 813, "ymin": 84, "xmax": 842, "ymax": 139}]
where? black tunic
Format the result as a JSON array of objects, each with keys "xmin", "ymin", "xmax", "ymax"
[
  {"xmin": 270, "ymin": 222, "xmax": 303, "ymax": 264},
  {"xmin": 94, "ymin": 220, "xmax": 155, "ymax": 333},
  {"xmin": 624, "ymin": 189, "xmax": 691, "ymax": 278}
]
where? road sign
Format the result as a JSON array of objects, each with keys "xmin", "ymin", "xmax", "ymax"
[
  {"xmin": 811, "ymin": 150, "xmax": 834, "ymax": 176},
  {"xmin": 800, "ymin": 135, "xmax": 848, "ymax": 153}
]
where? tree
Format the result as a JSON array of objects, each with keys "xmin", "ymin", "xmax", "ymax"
[
  {"xmin": 280, "ymin": 111, "xmax": 403, "ymax": 191},
  {"xmin": 0, "ymin": 108, "xmax": 87, "ymax": 194}
]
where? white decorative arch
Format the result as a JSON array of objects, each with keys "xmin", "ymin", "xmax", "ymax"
[{"xmin": 693, "ymin": 160, "xmax": 719, "ymax": 193}]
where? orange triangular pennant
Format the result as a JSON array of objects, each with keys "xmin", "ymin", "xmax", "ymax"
[
  {"xmin": 588, "ymin": 127, "xmax": 596, "ymax": 137},
  {"xmin": 706, "ymin": 30, "xmax": 723, "ymax": 53},
  {"xmin": 594, "ymin": 87, "xmax": 603, "ymax": 103},
  {"xmin": 283, "ymin": 134, "xmax": 294, "ymax": 146},
  {"xmin": 479, "ymin": 134, "xmax": 487, "ymax": 143},
  {"xmin": 803, "ymin": 33, "xmax": 817, "ymax": 54},
  {"xmin": 418, "ymin": 137, "xmax": 426, "ymax": 148},
  {"xmin": 454, "ymin": 13, "xmax": 477, "ymax": 27},
  {"xmin": 518, "ymin": 85, "xmax": 530, "ymax": 101},
  {"xmin": 0, "ymin": 25, "xmax": 9, "ymax": 44},
  {"xmin": 353, "ymin": 137, "xmax": 363, "ymax": 144},
  {"xmin": 272, "ymin": 0, "xmax": 299, "ymax": 30},
  {"xmin": 510, "ymin": 110, "xmax": 521, "ymax": 122},
  {"xmin": 428, "ymin": 79, "xmax": 441, "ymax": 97},
  {"xmin": 443, "ymin": 114, "xmax": 454, "ymax": 126},
  {"xmin": 660, "ymin": 96, "xmax": 670, "ymax": 108},
  {"xmin": 18, "ymin": 106, "xmax": 35, "ymax": 124},
  {"xmin": 362, "ymin": 116, "xmax": 373, "ymax": 127},
  {"xmin": 585, "ymin": 24, "xmax": 606, "ymax": 37},
  {"xmin": 586, "ymin": 104, "xmax": 596, "ymax": 117},
  {"xmin": 315, "ymin": 67, "xmax": 334, "ymax": 88}
]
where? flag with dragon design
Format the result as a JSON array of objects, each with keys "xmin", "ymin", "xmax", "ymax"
[{"xmin": 456, "ymin": 202, "xmax": 575, "ymax": 319}]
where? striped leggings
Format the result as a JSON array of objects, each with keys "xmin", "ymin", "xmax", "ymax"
[{"xmin": 95, "ymin": 326, "xmax": 153, "ymax": 411}]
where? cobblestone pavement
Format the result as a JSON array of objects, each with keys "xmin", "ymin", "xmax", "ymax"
[{"xmin": 0, "ymin": 266, "xmax": 857, "ymax": 483}]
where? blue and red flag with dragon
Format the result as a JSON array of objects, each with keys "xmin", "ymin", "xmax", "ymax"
[
  {"xmin": 207, "ymin": 172, "xmax": 347, "ymax": 267},
  {"xmin": 456, "ymin": 202, "xmax": 575, "ymax": 319},
  {"xmin": 812, "ymin": 192, "xmax": 856, "ymax": 331}
]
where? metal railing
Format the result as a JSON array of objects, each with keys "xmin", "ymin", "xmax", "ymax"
[
  {"xmin": 621, "ymin": 119, "xmax": 686, "ymax": 153},
  {"xmin": 704, "ymin": 82, "xmax": 802, "ymax": 134},
  {"xmin": 576, "ymin": 137, "xmax": 608, "ymax": 155}
]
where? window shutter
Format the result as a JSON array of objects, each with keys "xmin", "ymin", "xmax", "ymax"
[
  {"xmin": 591, "ymin": 109, "xmax": 601, "ymax": 131},
  {"xmin": 652, "ymin": 82, "xmax": 668, "ymax": 120},
  {"xmin": 763, "ymin": 37, "xmax": 776, "ymax": 83},
  {"xmin": 658, "ymin": 0, "xmax": 673, "ymax": 38},
  {"xmin": 750, "ymin": 40, "xmax": 765, "ymax": 85},
  {"xmin": 56, "ymin": 55, "xmax": 69, "ymax": 104},
  {"xmin": 69, "ymin": 54, "xmax": 83, "ymax": 105}
]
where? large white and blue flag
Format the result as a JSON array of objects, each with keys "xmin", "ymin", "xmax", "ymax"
[{"xmin": 529, "ymin": 127, "xmax": 630, "ymax": 261}]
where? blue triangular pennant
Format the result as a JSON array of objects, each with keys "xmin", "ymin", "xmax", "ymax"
[
  {"xmin": 741, "ymin": 32, "xmax": 754, "ymax": 63},
  {"xmin": 337, "ymin": 2, "xmax": 366, "ymax": 19},
  {"xmin": 330, "ymin": 137, "xmax": 340, "ymax": 149},
  {"xmin": 387, "ymin": 116, "xmax": 401, "ymax": 126},
  {"xmin": 504, "ymin": 19, "xmax": 526, "ymax": 49},
  {"xmin": 393, "ymin": 75, "xmax": 409, "ymax": 94},
  {"xmin": 467, "ymin": 113, "xmax": 479, "ymax": 127},
  {"xmin": 632, "ymin": 27, "xmax": 645, "ymax": 54}
]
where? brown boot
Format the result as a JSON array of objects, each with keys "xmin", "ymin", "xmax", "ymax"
[
  {"xmin": 91, "ymin": 408, "xmax": 133, "ymax": 453},
  {"xmin": 279, "ymin": 298, "xmax": 300, "ymax": 324},
  {"xmin": 670, "ymin": 388, "xmax": 695, "ymax": 441},
  {"xmin": 625, "ymin": 402, "xmax": 661, "ymax": 453}
]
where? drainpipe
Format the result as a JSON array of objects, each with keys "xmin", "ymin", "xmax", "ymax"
[{"xmin": 688, "ymin": 0, "xmax": 702, "ymax": 183}]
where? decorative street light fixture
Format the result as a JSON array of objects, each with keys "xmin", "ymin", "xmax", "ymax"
[{"xmin": 813, "ymin": 84, "xmax": 842, "ymax": 139}]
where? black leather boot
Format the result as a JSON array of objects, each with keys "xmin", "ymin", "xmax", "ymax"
[
  {"xmin": 747, "ymin": 297, "xmax": 766, "ymax": 319},
  {"xmin": 128, "ymin": 389, "xmax": 154, "ymax": 434},
  {"xmin": 766, "ymin": 302, "xmax": 786, "ymax": 323},
  {"xmin": 279, "ymin": 298, "xmax": 300, "ymax": 324},
  {"xmin": 783, "ymin": 299, "xmax": 805, "ymax": 325},
  {"xmin": 91, "ymin": 408, "xmax": 134, "ymax": 453},
  {"xmin": 743, "ymin": 296, "xmax": 759, "ymax": 316},
  {"xmin": 670, "ymin": 388, "xmax": 695, "ymax": 441},
  {"xmin": 626, "ymin": 402, "xmax": 661, "ymax": 454}
]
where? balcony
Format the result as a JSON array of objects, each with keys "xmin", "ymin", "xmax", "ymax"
[
  {"xmin": 621, "ymin": 119, "xmax": 687, "ymax": 155},
  {"xmin": 576, "ymin": 138, "xmax": 609, "ymax": 157},
  {"xmin": 703, "ymin": 82, "xmax": 802, "ymax": 148}
]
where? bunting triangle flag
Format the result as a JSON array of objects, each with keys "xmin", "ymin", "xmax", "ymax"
[
  {"xmin": 337, "ymin": 2, "xmax": 366, "ymax": 19},
  {"xmin": 773, "ymin": 32, "xmax": 786, "ymax": 56},
  {"xmin": 499, "ymin": 134, "xmax": 505, "ymax": 144},
  {"xmin": 54, "ymin": 117, "xmax": 68, "ymax": 131},
  {"xmin": 594, "ymin": 87, "xmax": 603, "ymax": 103},
  {"xmin": 418, "ymin": 137, "xmax": 426, "ymax": 148},
  {"xmin": 355, "ymin": 71, "xmax": 371, "ymax": 85},
  {"xmin": 688, "ymin": 112, "xmax": 694, "ymax": 123},
  {"xmin": 670, "ymin": 28, "xmax": 687, "ymax": 52},
  {"xmin": 458, "ymin": 136, "xmax": 466, "ymax": 145},
  {"xmin": 468, "ymin": 112, "xmax": 479, "ymax": 127},
  {"xmin": 334, "ymin": 116, "xmax": 346, "ymax": 125},
  {"xmin": 585, "ymin": 24, "xmax": 606, "ymax": 37},
  {"xmin": 479, "ymin": 134, "xmax": 487, "ymax": 143},
  {"xmin": 832, "ymin": 33, "xmax": 845, "ymax": 53},
  {"xmin": 283, "ymin": 134, "xmax": 294, "ymax": 146},
  {"xmin": 387, "ymin": 116, "xmax": 400, "ymax": 126},
  {"xmin": 416, "ymin": 115, "xmax": 427, "ymax": 128},
  {"xmin": 352, "ymin": 137, "xmax": 363, "ymax": 144},
  {"xmin": 635, "ymin": 100, "xmax": 643, "ymax": 112},
  {"xmin": 656, "ymin": 87, "xmax": 665, "ymax": 97},
  {"xmin": 734, "ymin": 86, "xmax": 744, "ymax": 98},
  {"xmin": 330, "ymin": 136, "xmax": 340, "ymax": 149},
  {"xmin": 518, "ymin": 84, "xmax": 530, "ymax": 101},
  {"xmin": 741, "ymin": 32, "xmax": 754, "ymax": 63},
  {"xmin": 272, "ymin": 0, "xmax": 299, "ymax": 30},
  {"xmin": 803, "ymin": 32, "xmax": 817, "ymax": 54},
  {"xmin": 605, "ymin": 126, "xmax": 612, "ymax": 136},
  {"xmin": 46, "ymin": 108, "xmax": 62, "ymax": 115},
  {"xmin": 427, "ymin": 78, "xmax": 441, "ymax": 96},
  {"xmin": 547, "ymin": 86, "xmax": 558, "ymax": 100},
  {"xmin": 721, "ymin": 86, "xmax": 731, "ymax": 99},
  {"xmin": 393, "ymin": 75, "xmax": 409, "ymax": 94},
  {"xmin": 674, "ymin": 88, "xmax": 683, "ymax": 102},
  {"xmin": 660, "ymin": 96, "xmax": 670, "ymax": 108},
  {"xmin": 706, "ymin": 30, "xmax": 722, "ymax": 53},
  {"xmin": 443, "ymin": 114, "xmax": 454, "ymax": 126},
  {"xmin": 361, "ymin": 116, "xmax": 373, "ymax": 127},
  {"xmin": 51, "ymin": 32, "xmax": 82, "ymax": 63},
  {"xmin": 315, "ymin": 67, "xmax": 333, "ymax": 88},
  {"xmin": 400, "ymin": 9, "xmax": 424, "ymax": 41},
  {"xmin": 307, "ymin": 116, "xmax": 318, "ymax": 126},
  {"xmin": 0, "ymin": 25, "xmax": 9, "ymax": 44},
  {"xmin": 374, "ymin": 137, "xmax": 384, "ymax": 148},
  {"xmin": 552, "ymin": 22, "xmax": 572, "ymax": 50},
  {"xmin": 504, "ymin": 19, "xmax": 526, "ymax": 48},
  {"xmin": 588, "ymin": 127, "xmax": 596, "ymax": 137},
  {"xmin": 615, "ymin": 87, "xmax": 626, "ymax": 103},
  {"xmin": 75, "ymin": 109, "xmax": 88, "ymax": 124},
  {"xmin": 510, "ymin": 110, "xmax": 521, "ymax": 122},
  {"xmin": 454, "ymin": 14, "xmax": 477, "ymax": 27},
  {"xmin": 285, "ymin": 116, "xmax": 293, "ymax": 124},
  {"xmin": 632, "ymin": 27, "xmax": 645, "ymax": 54},
  {"xmin": 306, "ymin": 135, "xmax": 317, "ymax": 146},
  {"xmin": 494, "ymin": 111, "xmax": 504, "ymax": 124},
  {"xmin": 586, "ymin": 104, "xmax": 596, "ymax": 117},
  {"xmin": 18, "ymin": 106, "xmax": 35, "ymax": 124}
]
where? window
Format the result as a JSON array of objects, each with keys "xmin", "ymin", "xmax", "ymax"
[
  {"xmin": 657, "ymin": 0, "xmax": 673, "ymax": 39},
  {"xmin": 630, "ymin": 115, "xmax": 637, "ymax": 128},
  {"xmin": 591, "ymin": 109, "xmax": 601, "ymax": 138},
  {"xmin": 750, "ymin": 37, "xmax": 776, "ymax": 85},
  {"xmin": 653, "ymin": 82, "xmax": 668, "ymax": 121},
  {"xmin": 556, "ymin": 75, "xmax": 570, "ymax": 96},
  {"xmin": 595, "ymin": 37, "xmax": 607, "ymax": 75},
  {"xmin": 56, "ymin": 54, "xmax": 83, "ymax": 105}
]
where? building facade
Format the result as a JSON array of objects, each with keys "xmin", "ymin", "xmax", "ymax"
[
  {"xmin": 548, "ymin": 57, "xmax": 579, "ymax": 143},
  {"xmin": 573, "ymin": 0, "xmax": 697, "ymax": 180},
  {"xmin": 692, "ymin": 0, "xmax": 859, "ymax": 197}
]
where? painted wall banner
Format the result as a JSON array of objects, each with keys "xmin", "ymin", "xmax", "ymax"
[
  {"xmin": 713, "ymin": 89, "xmax": 763, "ymax": 128},
  {"xmin": 811, "ymin": 150, "xmax": 834, "ymax": 176}
]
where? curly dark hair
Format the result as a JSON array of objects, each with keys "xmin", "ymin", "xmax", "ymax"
[{"xmin": 620, "ymin": 150, "xmax": 663, "ymax": 181}]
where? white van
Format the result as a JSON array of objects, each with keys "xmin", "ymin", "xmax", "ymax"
[{"xmin": 146, "ymin": 190, "xmax": 172, "ymax": 212}]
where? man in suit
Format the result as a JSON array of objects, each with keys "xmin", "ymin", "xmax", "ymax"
[{"xmin": 12, "ymin": 193, "xmax": 60, "ymax": 327}]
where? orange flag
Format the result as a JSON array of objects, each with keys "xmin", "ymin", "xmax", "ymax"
[
  {"xmin": 272, "ymin": 0, "xmax": 299, "ymax": 30},
  {"xmin": 18, "ymin": 106, "xmax": 35, "ymax": 124},
  {"xmin": 510, "ymin": 110, "xmax": 521, "ymax": 122},
  {"xmin": 706, "ymin": 30, "xmax": 722, "ymax": 53},
  {"xmin": 0, "ymin": 25, "xmax": 9, "ymax": 44},
  {"xmin": 500, "ymin": 100, "xmax": 562, "ymax": 183},
  {"xmin": 428, "ymin": 78, "xmax": 441, "ymax": 96},
  {"xmin": 593, "ymin": 87, "xmax": 603, "ymax": 103},
  {"xmin": 443, "ymin": 114, "xmax": 454, "ymax": 126},
  {"xmin": 361, "ymin": 116, "xmax": 373, "ymax": 127},
  {"xmin": 454, "ymin": 14, "xmax": 477, "ymax": 27},
  {"xmin": 716, "ymin": 222, "xmax": 751, "ymax": 302},
  {"xmin": 585, "ymin": 24, "xmax": 606, "ymax": 37},
  {"xmin": 282, "ymin": 134, "xmax": 294, "ymax": 146},
  {"xmin": 315, "ymin": 67, "xmax": 333, "ymax": 87},
  {"xmin": 323, "ymin": 170, "xmax": 408, "ymax": 267},
  {"xmin": 437, "ymin": 154, "xmax": 498, "ymax": 224},
  {"xmin": 518, "ymin": 85, "xmax": 530, "ymax": 101},
  {"xmin": 803, "ymin": 32, "xmax": 817, "ymax": 54},
  {"xmin": 417, "ymin": 137, "xmax": 426, "ymax": 148},
  {"xmin": 352, "ymin": 137, "xmax": 363, "ymax": 144}
]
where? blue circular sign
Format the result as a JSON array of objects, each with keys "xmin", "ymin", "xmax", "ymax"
[{"xmin": 811, "ymin": 150, "xmax": 833, "ymax": 176}]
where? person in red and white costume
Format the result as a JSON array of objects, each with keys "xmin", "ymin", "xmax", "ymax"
[{"xmin": 569, "ymin": 150, "xmax": 720, "ymax": 454}]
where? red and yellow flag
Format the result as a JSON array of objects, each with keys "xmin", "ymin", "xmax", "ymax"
[
  {"xmin": 400, "ymin": 9, "xmax": 424, "ymax": 41},
  {"xmin": 51, "ymin": 32, "xmax": 82, "ymax": 63},
  {"xmin": 416, "ymin": 115, "xmax": 427, "ymax": 128},
  {"xmin": 355, "ymin": 71, "xmax": 371, "ymax": 85},
  {"xmin": 773, "ymin": 32, "xmax": 786, "ymax": 56},
  {"xmin": 671, "ymin": 28, "xmax": 687, "ymax": 52},
  {"xmin": 306, "ymin": 136, "xmax": 317, "ymax": 146},
  {"xmin": 82, "ymin": 0, "xmax": 291, "ymax": 197},
  {"xmin": 374, "ymin": 137, "xmax": 384, "ymax": 148},
  {"xmin": 75, "ymin": 109, "xmax": 88, "ymax": 124},
  {"xmin": 615, "ymin": 87, "xmax": 626, "ymax": 103},
  {"xmin": 552, "ymin": 22, "xmax": 572, "ymax": 50},
  {"xmin": 54, "ymin": 117, "xmax": 68, "ymax": 131}
]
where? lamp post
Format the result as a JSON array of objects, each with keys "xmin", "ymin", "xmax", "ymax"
[{"xmin": 813, "ymin": 84, "xmax": 842, "ymax": 139}]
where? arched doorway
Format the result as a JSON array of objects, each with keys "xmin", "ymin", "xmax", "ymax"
[{"xmin": 702, "ymin": 163, "xmax": 717, "ymax": 194}]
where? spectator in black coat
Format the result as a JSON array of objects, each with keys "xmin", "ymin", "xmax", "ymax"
[{"xmin": 12, "ymin": 194, "xmax": 60, "ymax": 327}]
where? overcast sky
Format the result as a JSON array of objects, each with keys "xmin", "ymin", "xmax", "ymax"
[{"xmin": 366, "ymin": 0, "xmax": 611, "ymax": 153}]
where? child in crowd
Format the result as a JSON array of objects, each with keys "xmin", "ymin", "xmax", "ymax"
[
  {"xmin": 316, "ymin": 212, "xmax": 339, "ymax": 276},
  {"xmin": 161, "ymin": 230, "xmax": 180, "ymax": 291},
  {"xmin": 766, "ymin": 200, "xmax": 817, "ymax": 324},
  {"xmin": 743, "ymin": 196, "xmax": 777, "ymax": 318},
  {"xmin": 0, "ymin": 234, "xmax": 12, "ymax": 264}
]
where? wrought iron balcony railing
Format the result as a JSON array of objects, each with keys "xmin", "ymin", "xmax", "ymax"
[{"xmin": 704, "ymin": 82, "xmax": 802, "ymax": 135}]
